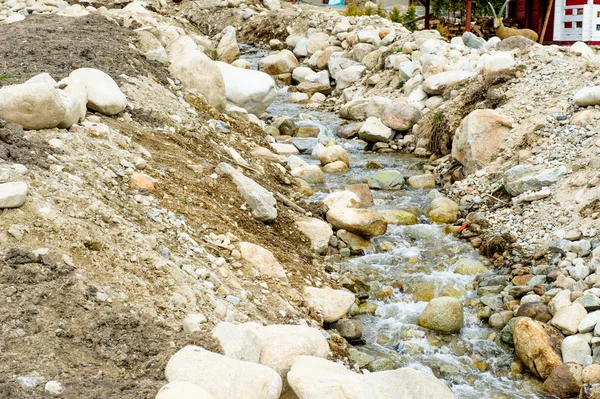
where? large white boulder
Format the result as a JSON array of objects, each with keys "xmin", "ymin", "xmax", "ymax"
[
  {"xmin": 169, "ymin": 50, "xmax": 227, "ymax": 112},
  {"xmin": 287, "ymin": 356, "xmax": 458, "ymax": 399},
  {"xmin": 69, "ymin": 68, "xmax": 127, "ymax": 115},
  {"xmin": 165, "ymin": 346, "xmax": 282, "ymax": 399},
  {"xmin": 0, "ymin": 83, "xmax": 66, "ymax": 130},
  {"xmin": 215, "ymin": 62, "xmax": 276, "ymax": 116},
  {"xmin": 452, "ymin": 109, "xmax": 514, "ymax": 175}
]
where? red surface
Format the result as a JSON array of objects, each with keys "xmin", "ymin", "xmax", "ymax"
[
  {"xmin": 511, "ymin": 0, "xmax": 555, "ymax": 42},
  {"xmin": 566, "ymin": 0, "xmax": 587, "ymax": 5}
]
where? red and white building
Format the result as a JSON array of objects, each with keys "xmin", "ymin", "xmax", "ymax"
[{"xmin": 507, "ymin": 0, "xmax": 600, "ymax": 44}]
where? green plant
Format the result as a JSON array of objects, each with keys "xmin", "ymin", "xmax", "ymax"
[
  {"xmin": 401, "ymin": 3, "xmax": 417, "ymax": 30},
  {"xmin": 0, "ymin": 73, "xmax": 16, "ymax": 80},
  {"xmin": 376, "ymin": 3, "xmax": 387, "ymax": 17},
  {"xmin": 395, "ymin": 80, "xmax": 405, "ymax": 90},
  {"xmin": 516, "ymin": 64, "xmax": 527, "ymax": 71},
  {"xmin": 389, "ymin": 6, "xmax": 401, "ymax": 23}
]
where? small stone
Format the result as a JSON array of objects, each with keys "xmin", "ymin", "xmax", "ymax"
[
  {"xmin": 183, "ymin": 313, "xmax": 208, "ymax": 334},
  {"xmin": 0, "ymin": 181, "xmax": 28, "ymax": 208},
  {"xmin": 45, "ymin": 381, "xmax": 64, "ymax": 396}
]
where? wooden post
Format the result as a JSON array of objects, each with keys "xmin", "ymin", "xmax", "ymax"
[
  {"xmin": 539, "ymin": 0, "xmax": 555, "ymax": 44},
  {"xmin": 465, "ymin": 0, "xmax": 472, "ymax": 32},
  {"xmin": 425, "ymin": 0, "xmax": 430, "ymax": 29}
]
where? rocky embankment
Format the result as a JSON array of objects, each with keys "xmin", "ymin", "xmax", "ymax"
[{"xmin": 3, "ymin": 0, "xmax": 600, "ymax": 397}]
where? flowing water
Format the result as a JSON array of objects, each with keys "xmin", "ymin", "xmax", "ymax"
[{"xmin": 251, "ymin": 48, "xmax": 544, "ymax": 398}]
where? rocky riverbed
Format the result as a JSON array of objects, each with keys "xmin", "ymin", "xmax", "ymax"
[{"xmin": 3, "ymin": 0, "xmax": 600, "ymax": 398}]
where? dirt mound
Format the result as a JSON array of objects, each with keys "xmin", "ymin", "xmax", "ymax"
[
  {"xmin": 0, "ymin": 120, "xmax": 52, "ymax": 169},
  {"xmin": 0, "ymin": 14, "xmax": 169, "ymax": 86},
  {"xmin": 0, "ymin": 248, "xmax": 222, "ymax": 398}
]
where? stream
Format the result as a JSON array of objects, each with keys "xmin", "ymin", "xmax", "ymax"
[{"xmin": 244, "ymin": 46, "xmax": 545, "ymax": 399}]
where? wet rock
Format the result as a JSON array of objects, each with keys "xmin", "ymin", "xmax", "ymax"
[
  {"xmin": 336, "ymin": 229, "xmax": 374, "ymax": 254},
  {"xmin": 516, "ymin": 302, "xmax": 553, "ymax": 323},
  {"xmin": 339, "ymin": 99, "xmax": 369, "ymax": 120},
  {"xmin": 489, "ymin": 310, "xmax": 514, "ymax": 329},
  {"xmin": 513, "ymin": 317, "xmax": 564, "ymax": 379},
  {"xmin": 345, "ymin": 184, "xmax": 374, "ymax": 206},
  {"xmin": 295, "ymin": 217, "xmax": 333, "ymax": 255},
  {"xmin": 542, "ymin": 363, "xmax": 583, "ymax": 399},
  {"xmin": 216, "ymin": 163, "xmax": 277, "ymax": 222},
  {"xmin": 367, "ymin": 170, "xmax": 405, "ymax": 190},
  {"xmin": 380, "ymin": 102, "xmax": 422, "ymax": 131},
  {"xmin": 417, "ymin": 296, "xmax": 464, "ymax": 334},
  {"xmin": 165, "ymin": 346, "xmax": 282, "ymax": 399},
  {"xmin": 287, "ymin": 356, "xmax": 457, "ymax": 399},
  {"xmin": 0, "ymin": 181, "xmax": 28, "ymax": 208},
  {"xmin": 318, "ymin": 145, "xmax": 349, "ymax": 166},
  {"xmin": 291, "ymin": 165, "xmax": 323, "ymax": 185},
  {"xmin": 304, "ymin": 287, "xmax": 355, "ymax": 323},
  {"xmin": 406, "ymin": 174, "xmax": 436, "ymax": 189},
  {"xmin": 238, "ymin": 242, "xmax": 287, "ymax": 280},
  {"xmin": 562, "ymin": 335, "xmax": 592, "ymax": 365},
  {"xmin": 326, "ymin": 208, "xmax": 387, "ymax": 237},
  {"xmin": 323, "ymin": 191, "xmax": 362, "ymax": 209},
  {"xmin": 335, "ymin": 319, "xmax": 363, "ymax": 340},
  {"xmin": 322, "ymin": 161, "xmax": 348, "ymax": 173},
  {"xmin": 453, "ymin": 257, "xmax": 486, "ymax": 275},
  {"xmin": 358, "ymin": 117, "xmax": 394, "ymax": 143},
  {"xmin": 259, "ymin": 50, "xmax": 299, "ymax": 75},
  {"xmin": 428, "ymin": 197, "xmax": 459, "ymax": 224},
  {"xmin": 272, "ymin": 116, "xmax": 298, "ymax": 136},
  {"xmin": 156, "ymin": 381, "xmax": 215, "ymax": 399},
  {"xmin": 337, "ymin": 123, "xmax": 363, "ymax": 139},
  {"xmin": 296, "ymin": 82, "xmax": 332, "ymax": 96},
  {"xmin": 69, "ymin": 68, "xmax": 127, "ymax": 115},
  {"xmin": 375, "ymin": 210, "xmax": 418, "ymax": 225},
  {"xmin": 551, "ymin": 303, "xmax": 587, "ymax": 335},
  {"xmin": 452, "ymin": 109, "xmax": 514, "ymax": 175},
  {"xmin": 583, "ymin": 364, "xmax": 600, "ymax": 384}
]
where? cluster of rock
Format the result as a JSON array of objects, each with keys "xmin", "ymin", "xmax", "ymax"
[
  {"xmin": 158, "ymin": 320, "xmax": 457, "ymax": 399},
  {"xmin": 248, "ymin": 8, "xmax": 528, "ymax": 159}
]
